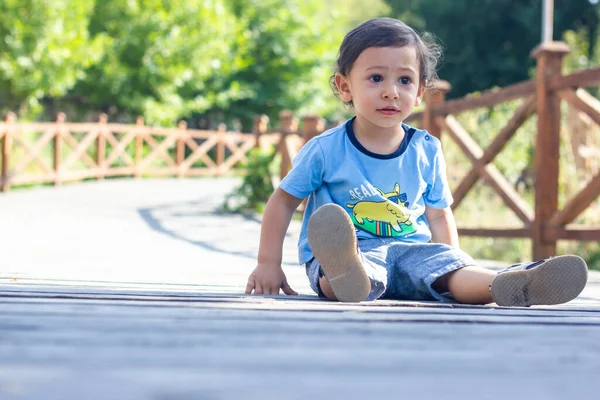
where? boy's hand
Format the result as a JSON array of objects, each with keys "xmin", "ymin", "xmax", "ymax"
[{"xmin": 245, "ymin": 264, "xmax": 298, "ymax": 296}]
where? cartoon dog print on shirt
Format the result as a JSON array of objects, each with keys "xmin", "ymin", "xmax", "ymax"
[{"xmin": 346, "ymin": 183, "xmax": 416, "ymax": 237}]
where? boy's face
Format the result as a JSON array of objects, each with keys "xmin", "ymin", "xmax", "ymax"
[{"xmin": 335, "ymin": 46, "xmax": 425, "ymax": 130}]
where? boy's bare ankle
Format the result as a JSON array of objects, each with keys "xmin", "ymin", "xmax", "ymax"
[{"xmin": 319, "ymin": 275, "xmax": 338, "ymax": 301}]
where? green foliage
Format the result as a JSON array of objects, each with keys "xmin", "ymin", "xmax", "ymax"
[
  {"xmin": 385, "ymin": 0, "xmax": 599, "ymax": 98},
  {"xmin": 0, "ymin": 0, "xmax": 395, "ymax": 125},
  {"xmin": 222, "ymin": 147, "xmax": 276, "ymax": 213},
  {"xmin": 217, "ymin": 0, "xmax": 385, "ymax": 129},
  {"xmin": 0, "ymin": 0, "xmax": 103, "ymax": 116},
  {"xmin": 70, "ymin": 0, "xmax": 238, "ymax": 125}
]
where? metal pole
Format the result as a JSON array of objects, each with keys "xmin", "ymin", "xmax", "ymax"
[{"xmin": 542, "ymin": 0, "xmax": 554, "ymax": 43}]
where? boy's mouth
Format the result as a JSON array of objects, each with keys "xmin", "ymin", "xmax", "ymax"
[{"xmin": 377, "ymin": 107, "xmax": 400, "ymax": 115}]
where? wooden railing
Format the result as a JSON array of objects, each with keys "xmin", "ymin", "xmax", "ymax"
[
  {"xmin": 404, "ymin": 41, "xmax": 600, "ymax": 259},
  {"xmin": 2, "ymin": 41, "xmax": 598, "ymax": 259},
  {"xmin": 0, "ymin": 113, "xmax": 309, "ymax": 191}
]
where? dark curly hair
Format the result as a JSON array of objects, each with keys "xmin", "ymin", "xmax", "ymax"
[{"xmin": 330, "ymin": 18, "xmax": 442, "ymax": 105}]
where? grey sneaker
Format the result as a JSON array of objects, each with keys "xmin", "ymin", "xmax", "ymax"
[
  {"xmin": 490, "ymin": 255, "xmax": 588, "ymax": 307},
  {"xmin": 307, "ymin": 204, "xmax": 370, "ymax": 302}
]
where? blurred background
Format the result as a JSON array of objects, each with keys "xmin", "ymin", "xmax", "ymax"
[
  {"xmin": 1, "ymin": 0, "xmax": 599, "ymax": 266},
  {"xmin": 0, "ymin": 0, "xmax": 597, "ymax": 128}
]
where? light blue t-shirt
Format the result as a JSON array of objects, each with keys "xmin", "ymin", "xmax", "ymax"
[{"xmin": 279, "ymin": 117, "xmax": 453, "ymax": 264}]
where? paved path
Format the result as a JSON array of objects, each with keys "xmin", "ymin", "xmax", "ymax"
[{"xmin": 1, "ymin": 178, "xmax": 599, "ymax": 399}]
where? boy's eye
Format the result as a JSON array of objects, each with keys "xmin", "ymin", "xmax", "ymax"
[
  {"xmin": 369, "ymin": 75, "xmax": 383, "ymax": 83},
  {"xmin": 400, "ymin": 76, "xmax": 412, "ymax": 85}
]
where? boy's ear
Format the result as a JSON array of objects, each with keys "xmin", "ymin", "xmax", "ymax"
[
  {"xmin": 414, "ymin": 82, "xmax": 426, "ymax": 106},
  {"xmin": 335, "ymin": 73, "xmax": 352, "ymax": 103}
]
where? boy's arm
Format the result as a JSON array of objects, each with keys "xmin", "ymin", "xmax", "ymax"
[
  {"xmin": 245, "ymin": 187, "xmax": 304, "ymax": 296},
  {"xmin": 425, "ymin": 206, "xmax": 460, "ymax": 247}
]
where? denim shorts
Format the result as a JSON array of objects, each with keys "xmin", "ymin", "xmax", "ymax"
[{"xmin": 305, "ymin": 238, "xmax": 475, "ymax": 302}]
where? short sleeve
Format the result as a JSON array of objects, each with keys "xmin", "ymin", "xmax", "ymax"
[
  {"xmin": 423, "ymin": 146, "xmax": 454, "ymax": 208},
  {"xmin": 278, "ymin": 138, "xmax": 325, "ymax": 199}
]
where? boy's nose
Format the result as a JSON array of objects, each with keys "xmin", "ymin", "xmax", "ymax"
[{"xmin": 382, "ymin": 87, "xmax": 399, "ymax": 99}]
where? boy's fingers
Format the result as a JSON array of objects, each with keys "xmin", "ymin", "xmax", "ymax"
[
  {"xmin": 254, "ymin": 283, "xmax": 263, "ymax": 295},
  {"xmin": 245, "ymin": 278, "xmax": 255, "ymax": 294},
  {"xmin": 282, "ymin": 281, "xmax": 298, "ymax": 296}
]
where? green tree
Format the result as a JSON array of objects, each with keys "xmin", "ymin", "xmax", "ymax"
[
  {"xmin": 385, "ymin": 0, "xmax": 599, "ymax": 98},
  {"xmin": 213, "ymin": 0, "xmax": 392, "ymax": 130},
  {"xmin": 0, "ymin": 0, "xmax": 102, "ymax": 116},
  {"xmin": 70, "ymin": 0, "xmax": 237, "ymax": 125}
]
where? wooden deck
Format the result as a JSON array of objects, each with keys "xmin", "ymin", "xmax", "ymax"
[{"xmin": 1, "ymin": 178, "xmax": 599, "ymax": 399}]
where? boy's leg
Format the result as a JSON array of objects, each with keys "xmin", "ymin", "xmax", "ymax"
[
  {"xmin": 307, "ymin": 204, "xmax": 375, "ymax": 302},
  {"xmin": 445, "ymin": 255, "xmax": 588, "ymax": 306},
  {"xmin": 443, "ymin": 266, "xmax": 495, "ymax": 304}
]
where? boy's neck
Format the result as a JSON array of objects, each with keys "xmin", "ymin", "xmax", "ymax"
[{"xmin": 352, "ymin": 116, "xmax": 406, "ymax": 156}]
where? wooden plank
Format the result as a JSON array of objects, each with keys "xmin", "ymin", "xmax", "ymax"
[
  {"xmin": 220, "ymin": 137, "xmax": 255, "ymax": 172},
  {"xmin": 216, "ymin": 124, "xmax": 226, "ymax": 175},
  {"xmin": 60, "ymin": 129, "xmax": 100, "ymax": 170},
  {"xmin": 138, "ymin": 167, "xmax": 179, "ymax": 177},
  {"xmin": 451, "ymin": 97, "xmax": 535, "ymax": 209},
  {"xmin": 550, "ymin": 66, "xmax": 600, "ymax": 91},
  {"xmin": 423, "ymin": 85, "xmax": 448, "ymax": 138},
  {"xmin": 549, "ymin": 171, "xmax": 600, "ymax": 226},
  {"xmin": 279, "ymin": 133, "xmax": 292, "ymax": 181},
  {"xmin": 0, "ymin": 126, "xmax": 7, "ymax": 192},
  {"xmin": 103, "ymin": 130, "xmax": 137, "ymax": 168},
  {"xmin": 545, "ymin": 227, "xmax": 600, "ymax": 241},
  {"xmin": 54, "ymin": 169, "xmax": 104, "ymax": 182},
  {"xmin": 532, "ymin": 48, "xmax": 564, "ymax": 258},
  {"xmin": 479, "ymin": 96, "xmax": 536, "ymax": 165},
  {"xmin": 480, "ymin": 165, "xmax": 534, "ymax": 225},
  {"xmin": 437, "ymin": 116, "xmax": 483, "ymax": 162},
  {"xmin": 284, "ymin": 134, "xmax": 303, "ymax": 163},
  {"xmin": 179, "ymin": 136, "xmax": 218, "ymax": 171},
  {"xmin": 176, "ymin": 121, "xmax": 187, "ymax": 177},
  {"xmin": 433, "ymin": 80, "xmax": 535, "ymax": 116},
  {"xmin": 458, "ymin": 228, "xmax": 531, "ymax": 238},
  {"xmin": 404, "ymin": 110, "xmax": 423, "ymax": 124},
  {"xmin": 10, "ymin": 130, "xmax": 55, "ymax": 174},
  {"xmin": 451, "ymin": 169, "xmax": 479, "ymax": 210},
  {"xmin": 182, "ymin": 168, "xmax": 219, "ymax": 176},
  {"xmin": 102, "ymin": 167, "xmax": 137, "ymax": 177},
  {"xmin": 559, "ymin": 88, "xmax": 600, "ymax": 127},
  {"xmin": 438, "ymin": 116, "xmax": 533, "ymax": 224},
  {"xmin": 186, "ymin": 129, "xmax": 221, "ymax": 139},
  {"xmin": 54, "ymin": 115, "xmax": 64, "ymax": 186},
  {"xmin": 139, "ymin": 134, "xmax": 177, "ymax": 169},
  {"xmin": 9, "ymin": 173, "xmax": 56, "ymax": 185}
]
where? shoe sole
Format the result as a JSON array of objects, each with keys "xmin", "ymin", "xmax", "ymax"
[
  {"xmin": 491, "ymin": 255, "xmax": 588, "ymax": 307},
  {"xmin": 307, "ymin": 204, "xmax": 370, "ymax": 303}
]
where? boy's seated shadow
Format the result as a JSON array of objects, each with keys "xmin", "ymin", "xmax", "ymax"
[{"xmin": 136, "ymin": 198, "xmax": 298, "ymax": 264}]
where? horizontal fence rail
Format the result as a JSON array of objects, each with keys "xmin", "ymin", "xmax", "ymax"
[{"xmin": 0, "ymin": 114, "xmax": 295, "ymax": 190}]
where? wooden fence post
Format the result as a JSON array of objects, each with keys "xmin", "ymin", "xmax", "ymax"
[
  {"xmin": 531, "ymin": 41, "xmax": 570, "ymax": 259},
  {"xmin": 135, "ymin": 117, "xmax": 144, "ymax": 178},
  {"xmin": 1, "ymin": 112, "xmax": 15, "ymax": 192},
  {"xmin": 97, "ymin": 113, "xmax": 107, "ymax": 180},
  {"xmin": 253, "ymin": 114, "xmax": 269, "ymax": 149},
  {"xmin": 54, "ymin": 113, "xmax": 66, "ymax": 186},
  {"xmin": 176, "ymin": 120, "xmax": 187, "ymax": 178},
  {"xmin": 216, "ymin": 123, "xmax": 226, "ymax": 176},
  {"xmin": 423, "ymin": 80, "xmax": 451, "ymax": 140},
  {"xmin": 302, "ymin": 115, "xmax": 324, "ymax": 143},
  {"xmin": 278, "ymin": 110, "xmax": 298, "ymax": 181}
]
